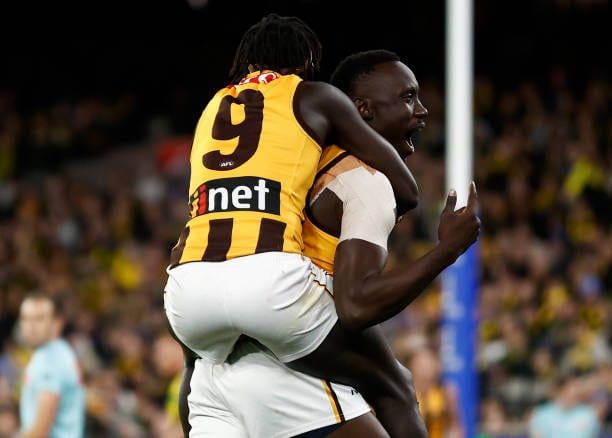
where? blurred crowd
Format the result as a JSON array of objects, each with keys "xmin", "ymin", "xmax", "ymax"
[
  {"xmin": 388, "ymin": 69, "xmax": 611, "ymax": 436},
  {"xmin": 0, "ymin": 68, "xmax": 610, "ymax": 437}
]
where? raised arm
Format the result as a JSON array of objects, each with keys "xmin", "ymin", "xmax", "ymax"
[
  {"xmin": 295, "ymin": 81, "xmax": 419, "ymax": 214},
  {"xmin": 334, "ymin": 183, "xmax": 481, "ymax": 331}
]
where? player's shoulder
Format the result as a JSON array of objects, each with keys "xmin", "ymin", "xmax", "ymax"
[
  {"xmin": 297, "ymin": 80, "xmax": 339, "ymax": 93},
  {"xmin": 311, "ymin": 145, "xmax": 392, "ymax": 210},
  {"xmin": 29, "ymin": 347, "xmax": 56, "ymax": 376},
  {"xmin": 316, "ymin": 145, "xmax": 389, "ymax": 187},
  {"xmin": 42, "ymin": 339, "xmax": 76, "ymax": 363},
  {"xmin": 329, "ymin": 155, "xmax": 374, "ymax": 178},
  {"xmin": 296, "ymin": 80, "xmax": 347, "ymax": 107},
  {"xmin": 325, "ymin": 150, "xmax": 387, "ymax": 183},
  {"xmin": 574, "ymin": 404, "xmax": 598, "ymax": 419},
  {"xmin": 532, "ymin": 402, "xmax": 556, "ymax": 418}
]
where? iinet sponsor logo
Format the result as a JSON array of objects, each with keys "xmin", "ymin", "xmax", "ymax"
[{"xmin": 190, "ymin": 176, "xmax": 281, "ymax": 216}]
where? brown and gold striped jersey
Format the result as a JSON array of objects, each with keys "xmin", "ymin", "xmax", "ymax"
[{"xmin": 171, "ymin": 71, "xmax": 322, "ymax": 266}]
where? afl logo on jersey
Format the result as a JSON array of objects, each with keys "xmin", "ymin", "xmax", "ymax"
[
  {"xmin": 190, "ymin": 176, "xmax": 281, "ymax": 217},
  {"xmin": 237, "ymin": 72, "xmax": 279, "ymax": 86}
]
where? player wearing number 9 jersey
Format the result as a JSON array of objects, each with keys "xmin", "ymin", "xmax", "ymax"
[
  {"xmin": 173, "ymin": 69, "xmax": 320, "ymax": 264},
  {"xmin": 170, "ymin": 17, "xmax": 419, "ymax": 267},
  {"xmin": 164, "ymin": 13, "xmax": 420, "ymax": 367},
  {"xmin": 178, "ymin": 49, "xmax": 480, "ymax": 438}
]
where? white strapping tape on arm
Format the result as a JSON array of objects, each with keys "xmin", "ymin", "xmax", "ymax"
[{"xmin": 326, "ymin": 167, "xmax": 396, "ymax": 250}]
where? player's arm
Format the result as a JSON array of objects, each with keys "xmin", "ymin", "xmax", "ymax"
[
  {"xmin": 334, "ymin": 183, "xmax": 480, "ymax": 331},
  {"xmin": 296, "ymin": 81, "xmax": 419, "ymax": 214},
  {"xmin": 20, "ymin": 392, "xmax": 60, "ymax": 438}
]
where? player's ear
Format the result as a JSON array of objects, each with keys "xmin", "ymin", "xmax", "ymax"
[{"xmin": 353, "ymin": 97, "xmax": 374, "ymax": 121}]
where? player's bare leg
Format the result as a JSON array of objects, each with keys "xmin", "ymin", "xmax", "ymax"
[
  {"xmin": 293, "ymin": 412, "xmax": 389, "ymax": 438},
  {"xmin": 327, "ymin": 413, "xmax": 389, "ymax": 438},
  {"xmin": 287, "ymin": 323, "xmax": 428, "ymax": 438}
]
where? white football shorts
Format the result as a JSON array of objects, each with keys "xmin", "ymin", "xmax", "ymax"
[
  {"xmin": 164, "ymin": 251, "xmax": 338, "ymax": 364},
  {"xmin": 188, "ymin": 338, "xmax": 371, "ymax": 438}
]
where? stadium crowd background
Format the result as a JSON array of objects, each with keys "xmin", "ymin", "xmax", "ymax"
[{"xmin": 0, "ymin": 0, "xmax": 609, "ymax": 436}]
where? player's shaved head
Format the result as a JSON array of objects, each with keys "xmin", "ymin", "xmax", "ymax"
[{"xmin": 330, "ymin": 49, "xmax": 401, "ymax": 97}]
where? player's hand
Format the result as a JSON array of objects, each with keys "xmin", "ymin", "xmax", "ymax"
[{"xmin": 437, "ymin": 181, "xmax": 481, "ymax": 259}]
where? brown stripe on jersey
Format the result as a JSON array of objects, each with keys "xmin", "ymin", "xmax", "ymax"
[
  {"xmin": 202, "ymin": 219, "xmax": 234, "ymax": 261},
  {"xmin": 328, "ymin": 154, "xmax": 376, "ymax": 176},
  {"xmin": 309, "ymin": 151, "xmax": 351, "ymax": 205},
  {"xmin": 255, "ymin": 218, "xmax": 287, "ymax": 254},
  {"xmin": 169, "ymin": 226, "xmax": 190, "ymax": 268},
  {"xmin": 315, "ymin": 151, "xmax": 350, "ymax": 180},
  {"xmin": 310, "ymin": 173, "xmax": 337, "ymax": 201}
]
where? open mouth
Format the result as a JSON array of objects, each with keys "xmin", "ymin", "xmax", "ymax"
[
  {"xmin": 406, "ymin": 135, "xmax": 415, "ymax": 154},
  {"xmin": 405, "ymin": 124, "xmax": 425, "ymax": 154}
]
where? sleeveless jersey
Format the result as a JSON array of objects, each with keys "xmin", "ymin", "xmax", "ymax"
[
  {"xmin": 171, "ymin": 71, "xmax": 321, "ymax": 266},
  {"xmin": 302, "ymin": 145, "xmax": 359, "ymax": 275}
]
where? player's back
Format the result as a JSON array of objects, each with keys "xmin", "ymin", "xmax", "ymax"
[{"xmin": 171, "ymin": 70, "xmax": 322, "ymax": 266}]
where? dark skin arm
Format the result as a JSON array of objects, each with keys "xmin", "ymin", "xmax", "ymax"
[
  {"xmin": 296, "ymin": 81, "xmax": 419, "ymax": 214},
  {"xmin": 332, "ymin": 183, "xmax": 480, "ymax": 331}
]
